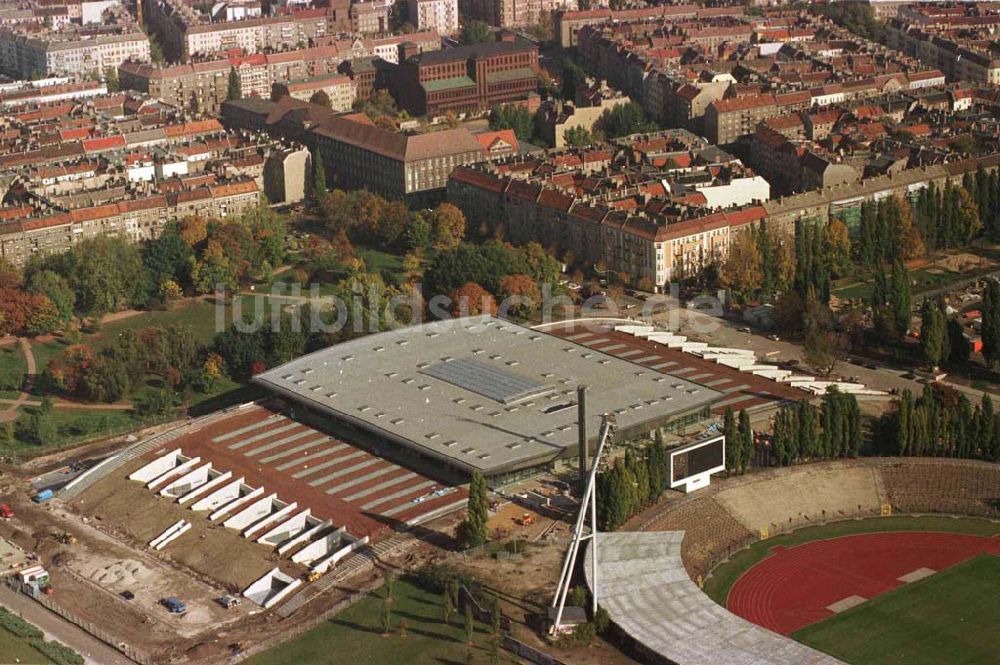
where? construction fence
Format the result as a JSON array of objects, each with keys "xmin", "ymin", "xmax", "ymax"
[{"xmin": 6, "ymin": 577, "xmax": 153, "ymax": 665}]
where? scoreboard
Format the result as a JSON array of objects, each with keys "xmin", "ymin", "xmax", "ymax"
[{"xmin": 669, "ymin": 435, "xmax": 725, "ymax": 493}]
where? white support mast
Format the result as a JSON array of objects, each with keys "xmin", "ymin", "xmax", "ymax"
[{"xmin": 550, "ymin": 413, "xmax": 615, "ymax": 634}]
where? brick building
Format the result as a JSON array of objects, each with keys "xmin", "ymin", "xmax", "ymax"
[{"xmin": 393, "ymin": 34, "xmax": 538, "ymax": 116}]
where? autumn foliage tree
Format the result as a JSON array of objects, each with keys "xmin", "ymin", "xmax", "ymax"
[
  {"xmin": 496, "ymin": 274, "xmax": 540, "ymax": 321},
  {"xmin": 722, "ymin": 228, "xmax": 762, "ymax": 303},
  {"xmin": 449, "ymin": 282, "xmax": 497, "ymax": 317},
  {"xmin": 0, "ymin": 289, "xmax": 60, "ymax": 336},
  {"xmin": 431, "ymin": 203, "xmax": 467, "ymax": 250}
]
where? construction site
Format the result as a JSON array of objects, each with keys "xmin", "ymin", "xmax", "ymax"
[
  {"xmin": 0, "ymin": 391, "xmax": 473, "ymax": 662},
  {"xmin": 0, "ymin": 315, "xmax": 834, "ymax": 663}
]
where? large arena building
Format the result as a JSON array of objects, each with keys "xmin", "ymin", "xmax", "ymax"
[{"xmin": 254, "ymin": 316, "xmax": 723, "ymax": 485}]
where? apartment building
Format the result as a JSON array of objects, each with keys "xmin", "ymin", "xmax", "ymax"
[
  {"xmin": 408, "ymin": 0, "xmax": 458, "ymax": 34},
  {"xmin": 143, "ymin": 0, "xmax": 351, "ymax": 61},
  {"xmin": 0, "ymin": 28, "xmax": 149, "ymax": 78},
  {"xmin": 448, "ymin": 164, "xmax": 765, "ymax": 286},
  {"xmin": 118, "ymin": 41, "xmax": 374, "ymax": 113},
  {"xmin": 351, "ymin": 0, "xmax": 390, "ymax": 35},
  {"xmin": 461, "ymin": 0, "xmax": 577, "ymax": 30},
  {"xmin": 886, "ymin": 19, "xmax": 1000, "ymax": 85},
  {"xmin": 0, "ymin": 180, "xmax": 259, "ymax": 266},
  {"xmin": 554, "ymin": 3, "xmax": 743, "ymax": 48},
  {"xmin": 272, "ymin": 74, "xmax": 356, "ymax": 111}
]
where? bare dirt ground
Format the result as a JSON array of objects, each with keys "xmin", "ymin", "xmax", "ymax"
[
  {"xmin": 0, "ymin": 462, "xmax": 452, "ymax": 663},
  {"xmin": 2, "ymin": 440, "xmax": 632, "ymax": 665},
  {"xmin": 931, "ymin": 251, "xmax": 993, "ymax": 273},
  {"xmin": 70, "ymin": 459, "xmax": 300, "ymax": 592},
  {"xmin": 442, "ymin": 535, "xmax": 639, "ymax": 665}
]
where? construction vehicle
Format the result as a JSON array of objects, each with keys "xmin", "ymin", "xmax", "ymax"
[
  {"xmin": 217, "ymin": 594, "xmax": 240, "ymax": 609},
  {"xmin": 32, "ymin": 489, "xmax": 53, "ymax": 503},
  {"xmin": 516, "ymin": 513, "xmax": 535, "ymax": 526},
  {"xmin": 305, "ymin": 570, "xmax": 323, "ymax": 583}
]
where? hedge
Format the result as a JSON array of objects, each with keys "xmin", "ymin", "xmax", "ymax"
[
  {"xmin": 0, "ymin": 607, "xmax": 44, "ymax": 639},
  {"xmin": 30, "ymin": 639, "xmax": 84, "ymax": 665}
]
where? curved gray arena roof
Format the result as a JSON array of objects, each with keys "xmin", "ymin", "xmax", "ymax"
[{"xmin": 585, "ymin": 532, "xmax": 843, "ymax": 665}]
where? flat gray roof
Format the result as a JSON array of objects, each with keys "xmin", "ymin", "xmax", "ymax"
[{"xmin": 254, "ymin": 316, "xmax": 721, "ymax": 475}]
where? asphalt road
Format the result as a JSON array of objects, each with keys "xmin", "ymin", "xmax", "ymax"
[
  {"xmin": 663, "ymin": 308, "xmax": 991, "ymax": 402},
  {"xmin": 0, "ymin": 585, "xmax": 135, "ymax": 665}
]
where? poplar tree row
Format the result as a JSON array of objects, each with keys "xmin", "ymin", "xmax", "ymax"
[
  {"xmin": 596, "ymin": 437, "xmax": 669, "ymax": 531},
  {"xmin": 919, "ymin": 298, "xmax": 970, "ymax": 368},
  {"xmin": 596, "ymin": 409, "xmax": 755, "ymax": 531},
  {"xmin": 881, "ymin": 385, "xmax": 1000, "ymax": 461},
  {"xmin": 771, "ymin": 390, "xmax": 861, "ymax": 466},
  {"xmin": 723, "ymin": 407, "xmax": 753, "ymax": 474}
]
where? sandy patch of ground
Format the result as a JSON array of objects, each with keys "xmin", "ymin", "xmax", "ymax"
[{"xmin": 713, "ymin": 465, "xmax": 882, "ymax": 534}]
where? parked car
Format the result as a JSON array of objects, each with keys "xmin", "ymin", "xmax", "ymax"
[
  {"xmin": 161, "ymin": 597, "xmax": 186, "ymax": 613},
  {"xmin": 0, "ymin": 504, "xmax": 13, "ymax": 519},
  {"xmin": 767, "ymin": 334, "xmax": 780, "ymax": 341},
  {"xmin": 120, "ymin": 591, "xmax": 135, "ymax": 601},
  {"xmin": 739, "ymin": 327, "xmax": 751, "ymax": 333}
]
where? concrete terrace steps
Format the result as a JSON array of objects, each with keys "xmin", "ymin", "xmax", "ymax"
[{"xmin": 276, "ymin": 533, "xmax": 412, "ymax": 618}]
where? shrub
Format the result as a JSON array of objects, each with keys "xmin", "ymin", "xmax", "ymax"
[
  {"xmin": 594, "ymin": 605, "xmax": 611, "ymax": 634},
  {"xmin": 0, "ymin": 607, "xmax": 44, "ymax": 638},
  {"xmin": 411, "ymin": 564, "xmax": 480, "ymax": 596}
]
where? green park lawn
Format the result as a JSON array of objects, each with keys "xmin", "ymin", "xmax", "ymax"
[
  {"xmin": 703, "ymin": 516, "xmax": 1000, "ymax": 606},
  {"xmin": 248, "ymin": 580, "xmax": 495, "ymax": 665},
  {"xmin": 793, "ymin": 554, "xmax": 1000, "ymax": 665},
  {"xmin": 0, "ymin": 343, "xmax": 28, "ymax": 399},
  {"xmin": 357, "ymin": 247, "xmax": 405, "ymax": 274},
  {"xmin": 0, "ymin": 626, "xmax": 51, "ymax": 664}
]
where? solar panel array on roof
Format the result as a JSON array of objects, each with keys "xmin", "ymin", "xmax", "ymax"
[{"xmin": 420, "ymin": 358, "xmax": 551, "ymax": 404}]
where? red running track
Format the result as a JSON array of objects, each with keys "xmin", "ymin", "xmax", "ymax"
[{"xmin": 727, "ymin": 532, "xmax": 1000, "ymax": 635}]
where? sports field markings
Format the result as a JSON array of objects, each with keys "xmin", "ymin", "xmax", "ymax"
[
  {"xmin": 897, "ymin": 567, "xmax": 936, "ymax": 583},
  {"xmin": 826, "ymin": 595, "xmax": 867, "ymax": 613}
]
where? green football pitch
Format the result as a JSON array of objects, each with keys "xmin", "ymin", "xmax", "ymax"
[{"xmin": 792, "ymin": 554, "xmax": 1000, "ymax": 665}]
